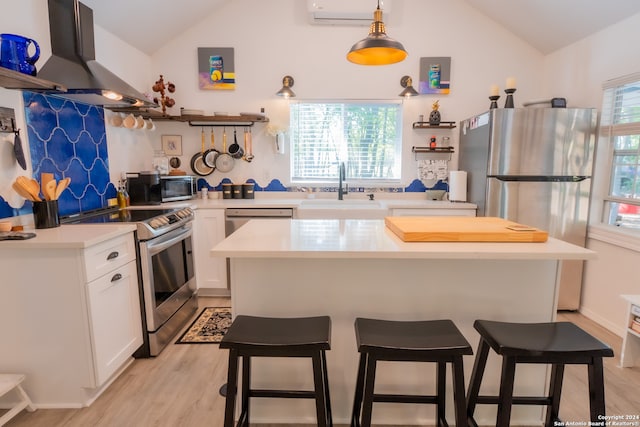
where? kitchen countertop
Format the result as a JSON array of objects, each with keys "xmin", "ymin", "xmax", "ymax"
[
  {"xmin": 212, "ymin": 219, "xmax": 596, "ymax": 260},
  {"xmin": 175, "ymin": 197, "xmax": 478, "ymax": 210},
  {"xmin": 0, "ymin": 224, "xmax": 136, "ymax": 249}
]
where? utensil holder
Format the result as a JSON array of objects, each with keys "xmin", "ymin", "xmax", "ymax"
[{"xmin": 32, "ymin": 200, "xmax": 60, "ymax": 229}]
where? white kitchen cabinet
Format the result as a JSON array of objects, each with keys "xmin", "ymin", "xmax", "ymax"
[
  {"xmin": 620, "ymin": 295, "xmax": 640, "ymax": 368},
  {"xmin": 0, "ymin": 230, "xmax": 142, "ymax": 407},
  {"xmin": 87, "ymin": 260, "xmax": 141, "ymax": 385},
  {"xmin": 193, "ymin": 208, "xmax": 228, "ymax": 295}
]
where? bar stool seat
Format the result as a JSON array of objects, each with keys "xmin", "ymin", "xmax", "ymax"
[
  {"xmin": 351, "ymin": 318, "xmax": 473, "ymax": 427},
  {"xmin": 466, "ymin": 320, "xmax": 614, "ymax": 427},
  {"xmin": 219, "ymin": 315, "xmax": 332, "ymax": 427}
]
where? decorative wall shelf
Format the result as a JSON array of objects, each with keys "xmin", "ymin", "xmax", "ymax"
[
  {"xmin": 109, "ymin": 108, "xmax": 269, "ymax": 127},
  {"xmin": 412, "ymin": 121, "xmax": 456, "ymax": 129},
  {"xmin": 412, "ymin": 146, "xmax": 455, "ymax": 161},
  {"xmin": 0, "ymin": 67, "xmax": 66, "ymax": 92}
]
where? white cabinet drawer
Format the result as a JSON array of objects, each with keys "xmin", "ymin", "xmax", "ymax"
[{"xmin": 83, "ymin": 234, "xmax": 136, "ymax": 282}]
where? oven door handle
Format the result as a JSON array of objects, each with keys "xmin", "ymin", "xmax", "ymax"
[{"xmin": 145, "ymin": 226, "xmax": 192, "ymax": 256}]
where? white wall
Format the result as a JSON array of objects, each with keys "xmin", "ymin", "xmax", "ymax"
[
  {"xmin": 542, "ymin": 12, "xmax": 640, "ymax": 336},
  {"xmin": 143, "ymin": 0, "xmax": 544, "ymax": 188}
]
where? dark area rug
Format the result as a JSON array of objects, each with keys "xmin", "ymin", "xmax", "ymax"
[{"xmin": 176, "ymin": 307, "xmax": 232, "ymax": 344}]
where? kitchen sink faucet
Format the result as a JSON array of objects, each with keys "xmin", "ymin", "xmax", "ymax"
[{"xmin": 338, "ymin": 162, "xmax": 348, "ymax": 200}]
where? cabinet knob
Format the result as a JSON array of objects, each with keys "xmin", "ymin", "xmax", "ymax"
[
  {"xmin": 107, "ymin": 251, "xmax": 119, "ymax": 260},
  {"xmin": 111, "ymin": 273, "xmax": 123, "ymax": 282}
]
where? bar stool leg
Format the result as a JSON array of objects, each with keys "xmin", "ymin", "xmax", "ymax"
[
  {"xmin": 496, "ymin": 356, "xmax": 516, "ymax": 427},
  {"xmin": 361, "ymin": 355, "xmax": 378, "ymax": 427},
  {"xmin": 224, "ymin": 349, "xmax": 240, "ymax": 427},
  {"xmin": 545, "ymin": 364, "xmax": 564, "ymax": 426},
  {"xmin": 312, "ymin": 352, "xmax": 329, "ymax": 427},
  {"xmin": 466, "ymin": 338, "xmax": 490, "ymax": 421},
  {"xmin": 321, "ymin": 350, "xmax": 333, "ymax": 427},
  {"xmin": 588, "ymin": 357, "xmax": 606, "ymax": 422},
  {"xmin": 239, "ymin": 356, "xmax": 251, "ymax": 427},
  {"xmin": 436, "ymin": 361, "xmax": 446, "ymax": 426},
  {"xmin": 351, "ymin": 353, "xmax": 367, "ymax": 427},
  {"xmin": 452, "ymin": 355, "xmax": 468, "ymax": 427}
]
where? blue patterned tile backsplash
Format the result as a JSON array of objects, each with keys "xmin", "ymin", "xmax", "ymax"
[{"xmin": 19, "ymin": 92, "xmax": 115, "ymax": 217}]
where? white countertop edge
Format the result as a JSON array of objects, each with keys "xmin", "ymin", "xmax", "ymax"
[
  {"xmin": 214, "ymin": 249, "xmax": 596, "ymax": 260},
  {"xmin": 0, "ymin": 224, "xmax": 137, "ymax": 249},
  {"xmin": 211, "ymin": 219, "xmax": 595, "ymax": 261}
]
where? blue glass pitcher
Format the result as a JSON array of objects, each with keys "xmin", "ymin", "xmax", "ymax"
[{"xmin": 0, "ymin": 33, "xmax": 40, "ymax": 76}]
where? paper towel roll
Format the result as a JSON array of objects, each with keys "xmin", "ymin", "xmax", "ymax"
[{"xmin": 449, "ymin": 171, "xmax": 467, "ymax": 202}]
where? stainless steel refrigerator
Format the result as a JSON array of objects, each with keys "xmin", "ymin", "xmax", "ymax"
[{"xmin": 458, "ymin": 108, "xmax": 598, "ymax": 310}]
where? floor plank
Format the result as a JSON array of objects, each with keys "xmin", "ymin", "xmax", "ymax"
[{"xmin": 3, "ymin": 300, "xmax": 639, "ymax": 426}]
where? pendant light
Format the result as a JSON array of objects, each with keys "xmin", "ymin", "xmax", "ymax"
[{"xmin": 347, "ymin": 0, "xmax": 407, "ymax": 66}]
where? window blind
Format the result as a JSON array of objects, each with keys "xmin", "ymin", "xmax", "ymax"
[{"xmin": 290, "ymin": 101, "xmax": 402, "ymax": 183}]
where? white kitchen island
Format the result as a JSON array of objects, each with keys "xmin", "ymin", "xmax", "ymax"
[{"xmin": 211, "ymin": 219, "xmax": 596, "ymax": 426}]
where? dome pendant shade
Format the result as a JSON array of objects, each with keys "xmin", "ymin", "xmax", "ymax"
[{"xmin": 347, "ymin": 6, "xmax": 407, "ymax": 66}]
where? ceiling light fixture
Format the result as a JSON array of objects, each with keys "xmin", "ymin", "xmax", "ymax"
[
  {"xmin": 346, "ymin": 0, "xmax": 408, "ymax": 66},
  {"xmin": 399, "ymin": 75, "xmax": 419, "ymax": 97},
  {"xmin": 276, "ymin": 75, "xmax": 296, "ymax": 98}
]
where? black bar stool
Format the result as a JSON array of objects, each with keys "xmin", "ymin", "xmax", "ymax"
[
  {"xmin": 219, "ymin": 315, "xmax": 332, "ymax": 427},
  {"xmin": 466, "ymin": 320, "xmax": 614, "ymax": 427},
  {"xmin": 350, "ymin": 318, "xmax": 473, "ymax": 427}
]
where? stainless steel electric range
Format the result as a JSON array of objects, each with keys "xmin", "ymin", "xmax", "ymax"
[{"xmin": 62, "ymin": 206, "xmax": 198, "ymax": 357}]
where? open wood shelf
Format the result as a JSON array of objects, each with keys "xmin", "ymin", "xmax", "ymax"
[
  {"xmin": 412, "ymin": 146, "xmax": 455, "ymax": 161},
  {"xmin": 412, "ymin": 121, "xmax": 456, "ymax": 129},
  {"xmin": 0, "ymin": 67, "xmax": 66, "ymax": 92},
  {"xmin": 108, "ymin": 108, "xmax": 269, "ymax": 127}
]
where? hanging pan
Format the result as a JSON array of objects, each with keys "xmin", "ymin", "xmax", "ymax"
[
  {"xmin": 215, "ymin": 127, "xmax": 235, "ymax": 173},
  {"xmin": 190, "ymin": 129, "xmax": 214, "ymax": 176},
  {"xmin": 203, "ymin": 128, "xmax": 220, "ymax": 168}
]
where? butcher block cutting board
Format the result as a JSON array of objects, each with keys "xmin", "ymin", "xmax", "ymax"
[{"xmin": 385, "ymin": 216, "xmax": 548, "ymax": 242}]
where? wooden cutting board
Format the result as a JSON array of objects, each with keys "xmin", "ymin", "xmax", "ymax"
[{"xmin": 385, "ymin": 216, "xmax": 548, "ymax": 242}]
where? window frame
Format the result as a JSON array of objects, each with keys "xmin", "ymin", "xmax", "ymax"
[
  {"xmin": 288, "ymin": 99, "xmax": 403, "ymax": 186},
  {"xmin": 599, "ymin": 73, "xmax": 640, "ymax": 230}
]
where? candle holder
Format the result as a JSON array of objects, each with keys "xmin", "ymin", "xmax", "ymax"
[
  {"xmin": 504, "ymin": 88, "xmax": 516, "ymax": 108},
  {"xmin": 489, "ymin": 95, "xmax": 500, "ymax": 109}
]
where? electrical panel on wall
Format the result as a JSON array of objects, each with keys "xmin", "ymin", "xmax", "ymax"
[{"xmin": 307, "ymin": 0, "xmax": 392, "ymax": 26}]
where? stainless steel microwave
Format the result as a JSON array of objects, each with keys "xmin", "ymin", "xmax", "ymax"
[{"xmin": 128, "ymin": 173, "xmax": 196, "ymax": 205}]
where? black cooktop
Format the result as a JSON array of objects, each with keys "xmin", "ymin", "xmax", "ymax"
[{"xmin": 62, "ymin": 208, "xmax": 176, "ymax": 224}]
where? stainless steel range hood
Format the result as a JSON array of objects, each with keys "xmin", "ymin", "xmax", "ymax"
[{"xmin": 37, "ymin": 0, "xmax": 156, "ymax": 108}]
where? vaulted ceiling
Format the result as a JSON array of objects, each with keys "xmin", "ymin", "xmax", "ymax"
[{"xmin": 81, "ymin": 0, "xmax": 640, "ymax": 55}]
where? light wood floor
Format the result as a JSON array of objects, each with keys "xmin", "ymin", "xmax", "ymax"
[{"xmin": 4, "ymin": 297, "xmax": 640, "ymax": 426}]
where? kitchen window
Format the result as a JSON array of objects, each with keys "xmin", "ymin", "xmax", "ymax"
[
  {"xmin": 600, "ymin": 73, "xmax": 640, "ymax": 230},
  {"xmin": 289, "ymin": 100, "xmax": 402, "ymax": 184}
]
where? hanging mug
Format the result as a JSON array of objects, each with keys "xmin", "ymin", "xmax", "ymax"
[{"xmin": 0, "ymin": 33, "xmax": 40, "ymax": 76}]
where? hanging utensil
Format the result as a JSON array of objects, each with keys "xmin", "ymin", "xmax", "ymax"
[
  {"xmin": 190, "ymin": 130, "xmax": 214, "ymax": 176},
  {"xmin": 215, "ymin": 127, "xmax": 235, "ymax": 173},
  {"xmin": 203, "ymin": 128, "xmax": 220, "ymax": 168},
  {"xmin": 13, "ymin": 130, "xmax": 26, "ymax": 170},
  {"xmin": 245, "ymin": 127, "xmax": 254, "ymax": 162},
  {"xmin": 228, "ymin": 128, "xmax": 244, "ymax": 159}
]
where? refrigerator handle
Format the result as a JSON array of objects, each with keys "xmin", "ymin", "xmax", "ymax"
[{"xmin": 491, "ymin": 175, "xmax": 589, "ymax": 182}]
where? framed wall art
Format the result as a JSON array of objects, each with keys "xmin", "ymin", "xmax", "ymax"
[
  {"xmin": 161, "ymin": 135, "xmax": 183, "ymax": 156},
  {"xmin": 419, "ymin": 57, "xmax": 451, "ymax": 95},
  {"xmin": 197, "ymin": 47, "xmax": 236, "ymax": 90}
]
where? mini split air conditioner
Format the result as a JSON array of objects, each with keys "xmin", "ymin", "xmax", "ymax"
[{"xmin": 307, "ymin": 0, "xmax": 392, "ymax": 26}]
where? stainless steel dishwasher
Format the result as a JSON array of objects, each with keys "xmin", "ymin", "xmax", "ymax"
[
  {"xmin": 225, "ymin": 208, "xmax": 294, "ymax": 235},
  {"xmin": 224, "ymin": 208, "xmax": 294, "ymax": 288}
]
